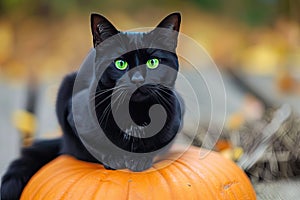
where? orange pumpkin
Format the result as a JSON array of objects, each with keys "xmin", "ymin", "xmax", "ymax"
[{"xmin": 21, "ymin": 147, "xmax": 256, "ymax": 200}]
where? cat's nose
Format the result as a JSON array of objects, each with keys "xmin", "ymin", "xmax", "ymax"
[{"xmin": 131, "ymin": 71, "xmax": 145, "ymax": 85}]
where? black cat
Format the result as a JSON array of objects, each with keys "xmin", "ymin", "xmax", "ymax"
[{"xmin": 1, "ymin": 12, "xmax": 182, "ymax": 200}]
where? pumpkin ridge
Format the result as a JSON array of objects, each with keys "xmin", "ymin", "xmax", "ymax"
[
  {"xmin": 125, "ymin": 174, "xmax": 131, "ymax": 200},
  {"xmin": 64, "ymin": 168, "xmax": 107, "ymax": 200},
  {"xmin": 158, "ymin": 161, "xmax": 206, "ymax": 199},
  {"xmin": 62, "ymin": 173, "xmax": 91, "ymax": 199},
  {"xmin": 30, "ymin": 163, "xmax": 88, "ymax": 199},
  {"xmin": 100, "ymin": 171, "xmax": 133, "ymax": 187},
  {"xmin": 199, "ymin": 153, "xmax": 254, "ymax": 200},
  {"xmin": 221, "ymin": 182, "xmax": 240, "ymax": 200},
  {"xmin": 27, "ymin": 157, "xmax": 72, "ymax": 197},
  {"xmin": 156, "ymin": 165, "xmax": 182, "ymax": 199},
  {"xmin": 189, "ymin": 155, "xmax": 227, "ymax": 199},
  {"xmin": 214, "ymin": 164, "xmax": 243, "ymax": 200},
  {"xmin": 168, "ymin": 149, "xmax": 229, "ymax": 199},
  {"xmin": 150, "ymin": 166, "xmax": 173, "ymax": 199},
  {"xmin": 150, "ymin": 171, "xmax": 173, "ymax": 199},
  {"xmin": 41, "ymin": 169, "xmax": 89, "ymax": 200},
  {"xmin": 91, "ymin": 170, "xmax": 133, "ymax": 199},
  {"xmin": 174, "ymin": 157, "xmax": 217, "ymax": 199},
  {"xmin": 152, "ymin": 164, "xmax": 182, "ymax": 199},
  {"xmin": 26, "ymin": 166, "xmax": 60, "ymax": 198},
  {"xmin": 129, "ymin": 173, "xmax": 155, "ymax": 200},
  {"xmin": 210, "ymin": 157, "xmax": 252, "ymax": 200},
  {"xmin": 198, "ymin": 155, "xmax": 237, "ymax": 199},
  {"xmin": 201, "ymin": 157, "xmax": 238, "ymax": 199},
  {"xmin": 171, "ymin": 161, "xmax": 201, "ymax": 199},
  {"xmin": 38, "ymin": 157, "xmax": 98, "ymax": 199}
]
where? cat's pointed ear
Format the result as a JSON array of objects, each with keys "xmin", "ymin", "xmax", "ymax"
[
  {"xmin": 156, "ymin": 12, "xmax": 181, "ymax": 32},
  {"xmin": 91, "ymin": 13, "xmax": 119, "ymax": 47}
]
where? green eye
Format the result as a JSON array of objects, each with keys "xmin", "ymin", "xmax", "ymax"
[
  {"xmin": 114, "ymin": 59, "xmax": 128, "ymax": 70},
  {"xmin": 146, "ymin": 58, "xmax": 159, "ymax": 69}
]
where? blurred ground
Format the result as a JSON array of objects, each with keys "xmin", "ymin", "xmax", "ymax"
[{"xmin": 255, "ymin": 178, "xmax": 300, "ymax": 200}]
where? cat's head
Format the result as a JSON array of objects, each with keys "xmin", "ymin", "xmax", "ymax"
[
  {"xmin": 91, "ymin": 13, "xmax": 181, "ymax": 102},
  {"xmin": 71, "ymin": 13, "xmax": 183, "ymax": 170}
]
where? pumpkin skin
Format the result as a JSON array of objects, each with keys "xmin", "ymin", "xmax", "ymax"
[{"xmin": 21, "ymin": 147, "xmax": 256, "ymax": 200}]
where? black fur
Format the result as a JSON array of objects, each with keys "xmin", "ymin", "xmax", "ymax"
[
  {"xmin": 56, "ymin": 72, "xmax": 98, "ymax": 162},
  {"xmin": 1, "ymin": 12, "xmax": 182, "ymax": 199},
  {"xmin": 1, "ymin": 139, "xmax": 61, "ymax": 199}
]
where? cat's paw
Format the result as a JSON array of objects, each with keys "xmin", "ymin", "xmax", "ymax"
[
  {"xmin": 125, "ymin": 156, "xmax": 153, "ymax": 172},
  {"xmin": 103, "ymin": 164, "xmax": 116, "ymax": 170},
  {"xmin": 102, "ymin": 155, "xmax": 126, "ymax": 170},
  {"xmin": 100, "ymin": 155, "xmax": 153, "ymax": 171}
]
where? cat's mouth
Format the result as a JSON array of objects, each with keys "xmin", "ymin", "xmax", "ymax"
[{"xmin": 130, "ymin": 86, "xmax": 151, "ymax": 102}]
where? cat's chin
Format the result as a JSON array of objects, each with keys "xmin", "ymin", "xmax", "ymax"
[
  {"xmin": 130, "ymin": 92, "xmax": 151, "ymax": 102},
  {"xmin": 129, "ymin": 86, "xmax": 151, "ymax": 102}
]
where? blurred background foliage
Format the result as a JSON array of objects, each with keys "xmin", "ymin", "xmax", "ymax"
[{"xmin": 0, "ymin": 0, "xmax": 299, "ymax": 82}]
